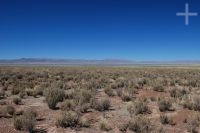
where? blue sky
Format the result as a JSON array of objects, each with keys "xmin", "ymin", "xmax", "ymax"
[{"xmin": 0, "ymin": 0, "xmax": 200, "ymax": 61}]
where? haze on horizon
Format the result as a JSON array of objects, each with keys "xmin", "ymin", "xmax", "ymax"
[{"xmin": 0, "ymin": 0, "xmax": 200, "ymax": 61}]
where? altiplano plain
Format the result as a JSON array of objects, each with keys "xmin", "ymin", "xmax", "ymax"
[{"xmin": 0, "ymin": 66, "xmax": 200, "ymax": 133}]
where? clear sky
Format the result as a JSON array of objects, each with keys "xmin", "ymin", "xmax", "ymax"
[{"xmin": 0, "ymin": 0, "xmax": 200, "ymax": 61}]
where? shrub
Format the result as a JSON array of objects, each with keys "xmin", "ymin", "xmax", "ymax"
[
  {"xmin": 60, "ymin": 100, "xmax": 76, "ymax": 111},
  {"xmin": 118, "ymin": 123, "xmax": 129, "ymax": 132},
  {"xmin": 121, "ymin": 92, "xmax": 132, "ymax": 102},
  {"xmin": 13, "ymin": 97, "xmax": 22, "ymax": 105},
  {"xmin": 77, "ymin": 103, "xmax": 90, "ymax": 113},
  {"xmin": 150, "ymin": 96, "xmax": 157, "ymax": 102},
  {"xmin": 188, "ymin": 80, "xmax": 198, "ymax": 87},
  {"xmin": 99, "ymin": 119, "xmax": 112, "ymax": 131},
  {"xmin": 65, "ymin": 89, "xmax": 76, "ymax": 99},
  {"xmin": 104, "ymin": 87, "xmax": 115, "ymax": 97},
  {"xmin": 93, "ymin": 99, "xmax": 111, "ymax": 112},
  {"xmin": 33, "ymin": 86, "xmax": 44, "ymax": 96},
  {"xmin": 183, "ymin": 99, "xmax": 194, "ymax": 110},
  {"xmin": 158, "ymin": 99, "xmax": 173, "ymax": 112},
  {"xmin": 14, "ymin": 109, "xmax": 36, "ymax": 133},
  {"xmin": 169, "ymin": 88, "xmax": 188, "ymax": 99},
  {"xmin": 160, "ymin": 114, "xmax": 175, "ymax": 125},
  {"xmin": 153, "ymin": 85, "xmax": 165, "ymax": 92},
  {"xmin": 129, "ymin": 115, "xmax": 153, "ymax": 133},
  {"xmin": 24, "ymin": 109, "xmax": 37, "ymax": 118},
  {"xmin": 193, "ymin": 96, "xmax": 200, "ymax": 111},
  {"xmin": 0, "ymin": 90, "xmax": 5, "ymax": 99},
  {"xmin": 186, "ymin": 114, "xmax": 200, "ymax": 133},
  {"xmin": 56, "ymin": 111, "xmax": 81, "ymax": 128},
  {"xmin": 45, "ymin": 88, "xmax": 65, "ymax": 109},
  {"xmin": 19, "ymin": 91, "xmax": 26, "ymax": 99},
  {"xmin": 6, "ymin": 105, "xmax": 15, "ymax": 116},
  {"xmin": 79, "ymin": 89, "xmax": 93, "ymax": 104},
  {"xmin": 127, "ymin": 98, "xmax": 150, "ymax": 117},
  {"xmin": 26, "ymin": 89, "xmax": 34, "ymax": 96},
  {"xmin": 79, "ymin": 117, "xmax": 90, "ymax": 128},
  {"xmin": 14, "ymin": 116, "xmax": 24, "ymax": 130},
  {"xmin": 11, "ymin": 87, "xmax": 20, "ymax": 95},
  {"xmin": 116, "ymin": 88, "xmax": 123, "ymax": 97}
]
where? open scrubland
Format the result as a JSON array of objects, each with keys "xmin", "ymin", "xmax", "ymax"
[{"xmin": 0, "ymin": 66, "xmax": 200, "ymax": 133}]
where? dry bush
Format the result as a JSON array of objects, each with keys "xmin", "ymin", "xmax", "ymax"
[
  {"xmin": 11, "ymin": 87, "xmax": 20, "ymax": 95},
  {"xmin": 45, "ymin": 88, "xmax": 65, "ymax": 109},
  {"xmin": 0, "ymin": 90, "xmax": 5, "ymax": 99},
  {"xmin": 65, "ymin": 89, "xmax": 76, "ymax": 99},
  {"xmin": 99, "ymin": 118, "xmax": 112, "ymax": 131},
  {"xmin": 185, "ymin": 113, "xmax": 200, "ymax": 133},
  {"xmin": 150, "ymin": 96, "xmax": 157, "ymax": 102},
  {"xmin": 183, "ymin": 96, "xmax": 200, "ymax": 111},
  {"xmin": 119, "ymin": 87, "xmax": 137, "ymax": 102},
  {"xmin": 182, "ymin": 97, "xmax": 194, "ymax": 110},
  {"xmin": 118, "ymin": 123, "xmax": 129, "ymax": 133},
  {"xmin": 158, "ymin": 98, "xmax": 173, "ymax": 112},
  {"xmin": 77, "ymin": 103, "xmax": 90, "ymax": 113},
  {"xmin": 188, "ymin": 80, "xmax": 199, "ymax": 87},
  {"xmin": 33, "ymin": 86, "xmax": 44, "ymax": 97},
  {"xmin": 193, "ymin": 96, "xmax": 200, "ymax": 111},
  {"xmin": 13, "ymin": 96, "xmax": 22, "ymax": 105},
  {"xmin": 14, "ymin": 109, "xmax": 37, "ymax": 133},
  {"xmin": 128, "ymin": 115, "xmax": 154, "ymax": 133},
  {"xmin": 26, "ymin": 89, "xmax": 34, "ymax": 96},
  {"xmin": 121, "ymin": 92, "xmax": 133, "ymax": 102},
  {"xmin": 14, "ymin": 116, "xmax": 24, "ymax": 130},
  {"xmin": 160, "ymin": 113, "xmax": 175, "ymax": 126},
  {"xmin": 104, "ymin": 87, "xmax": 115, "ymax": 97},
  {"xmin": 127, "ymin": 98, "xmax": 151, "ymax": 117},
  {"xmin": 116, "ymin": 88, "xmax": 123, "ymax": 97},
  {"xmin": 56, "ymin": 111, "xmax": 83, "ymax": 128},
  {"xmin": 169, "ymin": 87, "xmax": 188, "ymax": 99},
  {"xmin": 79, "ymin": 89, "xmax": 94, "ymax": 104},
  {"xmin": 153, "ymin": 85, "xmax": 165, "ymax": 92},
  {"xmin": 6, "ymin": 105, "xmax": 15, "ymax": 116},
  {"xmin": 156, "ymin": 126, "xmax": 167, "ymax": 133},
  {"xmin": 92, "ymin": 99, "xmax": 111, "ymax": 112},
  {"xmin": 19, "ymin": 91, "xmax": 26, "ymax": 99},
  {"xmin": 60, "ymin": 99, "xmax": 76, "ymax": 111}
]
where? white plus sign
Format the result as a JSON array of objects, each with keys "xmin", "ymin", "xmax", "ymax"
[{"xmin": 176, "ymin": 3, "xmax": 198, "ymax": 25}]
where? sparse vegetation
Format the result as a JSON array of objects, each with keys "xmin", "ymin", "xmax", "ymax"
[{"xmin": 0, "ymin": 66, "xmax": 200, "ymax": 132}]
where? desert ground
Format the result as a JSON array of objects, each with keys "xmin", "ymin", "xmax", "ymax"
[{"xmin": 0, "ymin": 66, "xmax": 200, "ymax": 133}]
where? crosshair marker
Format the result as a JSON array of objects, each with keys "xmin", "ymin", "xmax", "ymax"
[{"xmin": 176, "ymin": 3, "xmax": 198, "ymax": 25}]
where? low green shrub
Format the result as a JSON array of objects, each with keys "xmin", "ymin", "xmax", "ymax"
[
  {"xmin": 45, "ymin": 88, "xmax": 65, "ymax": 109},
  {"xmin": 56, "ymin": 111, "xmax": 81, "ymax": 128},
  {"xmin": 129, "ymin": 115, "xmax": 154, "ymax": 133}
]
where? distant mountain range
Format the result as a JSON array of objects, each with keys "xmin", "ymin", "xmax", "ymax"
[{"xmin": 0, "ymin": 58, "xmax": 200, "ymax": 66}]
